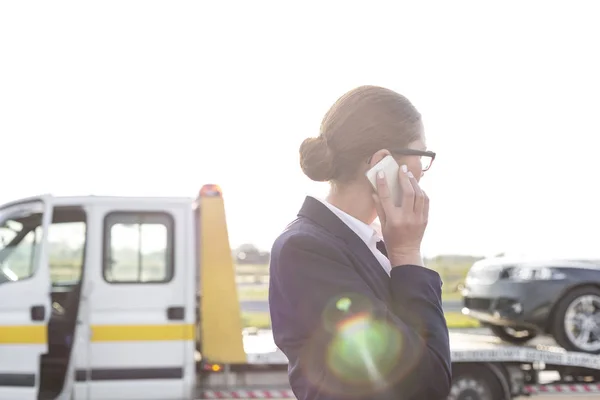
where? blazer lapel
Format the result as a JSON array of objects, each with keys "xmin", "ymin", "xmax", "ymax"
[{"xmin": 297, "ymin": 196, "xmax": 391, "ymax": 301}]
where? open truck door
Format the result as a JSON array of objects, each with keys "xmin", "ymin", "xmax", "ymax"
[{"xmin": 0, "ymin": 196, "xmax": 54, "ymax": 400}]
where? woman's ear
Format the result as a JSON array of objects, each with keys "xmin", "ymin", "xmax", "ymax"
[{"xmin": 368, "ymin": 149, "xmax": 392, "ymax": 169}]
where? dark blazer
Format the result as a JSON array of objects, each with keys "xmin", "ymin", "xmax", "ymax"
[{"xmin": 268, "ymin": 196, "xmax": 451, "ymax": 400}]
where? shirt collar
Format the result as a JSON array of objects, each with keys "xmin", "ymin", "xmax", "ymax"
[{"xmin": 314, "ymin": 197, "xmax": 381, "ymax": 246}]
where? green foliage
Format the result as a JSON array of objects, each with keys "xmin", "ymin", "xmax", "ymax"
[
  {"xmin": 444, "ymin": 312, "xmax": 480, "ymax": 329},
  {"xmin": 241, "ymin": 312, "xmax": 272, "ymax": 329},
  {"xmin": 235, "ymin": 263, "xmax": 270, "ymax": 276},
  {"xmin": 429, "ymin": 257, "xmax": 479, "ymax": 298}
]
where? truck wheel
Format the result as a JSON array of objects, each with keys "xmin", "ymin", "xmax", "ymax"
[
  {"xmin": 552, "ymin": 286, "xmax": 600, "ymax": 354},
  {"xmin": 449, "ymin": 364, "xmax": 504, "ymax": 400},
  {"xmin": 489, "ymin": 325, "xmax": 537, "ymax": 345}
]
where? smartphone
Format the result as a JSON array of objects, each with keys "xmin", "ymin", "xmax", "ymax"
[{"xmin": 365, "ymin": 155, "xmax": 403, "ymax": 207}]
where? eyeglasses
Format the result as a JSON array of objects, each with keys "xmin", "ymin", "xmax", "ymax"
[
  {"xmin": 390, "ymin": 148, "xmax": 436, "ymax": 172},
  {"xmin": 368, "ymin": 149, "xmax": 436, "ymax": 172}
]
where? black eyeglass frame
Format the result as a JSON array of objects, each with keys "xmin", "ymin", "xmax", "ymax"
[{"xmin": 367, "ymin": 148, "xmax": 436, "ymax": 171}]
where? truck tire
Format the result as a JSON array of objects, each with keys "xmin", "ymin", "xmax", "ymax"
[
  {"xmin": 552, "ymin": 286, "xmax": 600, "ymax": 354},
  {"xmin": 489, "ymin": 325, "xmax": 537, "ymax": 345},
  {"xmin": 449, "ymin": 364, "xmax": 506, "ymax": 400}
]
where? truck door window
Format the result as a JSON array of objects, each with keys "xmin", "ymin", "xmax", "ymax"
[
  {"xmin": 0, "ymin": 220, "xmax": 41, "ymax": 282},
  {"xmin": 103, "ymin": 212, "xmax": 174, "ymax": 283},
  {"xmin": 0, "ymin": 207, "xmax": 87, "ymax": 285},
  {"xmin": 49, "ymin": 221, "xmax": 86, "ymax": 286}
]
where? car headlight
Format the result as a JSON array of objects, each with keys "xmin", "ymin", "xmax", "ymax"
[{"xmin": 509, "ymin": 266, "xmax": 566, "ymax": 281}]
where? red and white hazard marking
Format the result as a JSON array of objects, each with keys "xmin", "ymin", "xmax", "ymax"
[
  {"xmin": 201, "ymin": 389, "xmax": 295, "ymax": 399},
  {"xmin": 525, "ymin": 383, "xmax": 600, "ymax": 395}
]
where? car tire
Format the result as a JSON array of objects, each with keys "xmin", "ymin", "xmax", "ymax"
[
  {"xmin": 552, "ymin": 286, "xmax": 600, "ymax": 354},
  {"xmin": 489, "ymin": 325, "xmax": 537, "ymax": 345},
  {"xmin": 448, "ymin": 363, "xmax": 506, "ymax": 400}
]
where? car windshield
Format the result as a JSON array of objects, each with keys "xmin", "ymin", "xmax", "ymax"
[{"xmin": 0, "ymin": 214, "xmax": 42, "ymax": 284}]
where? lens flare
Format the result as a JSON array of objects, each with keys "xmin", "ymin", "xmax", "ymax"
[
  {"xmin": 301, "ymin": 293, "xmax": 427, "ymax": 398},
  {"xmin": 322, "ymin": 293, "xmax": 374, "ymax": 333},
  {"xmin": 327, "ymin": 313, "xmax": 402, "ymax": 385},
  {"xmin": 336, "ymin": 297, "xmax": 352, "ymax": 312}
]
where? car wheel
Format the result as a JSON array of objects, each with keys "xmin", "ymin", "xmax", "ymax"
[
  {"xmin": 489, "ymin": 325, "xmax": 537, "ymax": 344},
  {"xmin": 552, "ymin": 286, "xmax": 600, "ymax": 354},
  {"xmin": 448, "ymin": 364, "xmax": 505, "ymax": 400}
]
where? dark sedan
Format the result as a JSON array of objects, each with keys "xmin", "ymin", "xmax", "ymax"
[{"xmin": 461, "ymin": 256, "xmax": 600, "ymax": 354}]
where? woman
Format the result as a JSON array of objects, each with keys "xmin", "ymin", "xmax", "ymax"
[{"xmin": 268, "ymin": 85, "xmax": 451, "ymax": 400}]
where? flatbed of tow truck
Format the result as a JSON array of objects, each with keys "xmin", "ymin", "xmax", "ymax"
[{"xmin": 198, "ymin": 329, "xmax": 600, "ymax": 399}]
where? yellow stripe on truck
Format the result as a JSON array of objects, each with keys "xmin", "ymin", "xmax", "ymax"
[
  {"xmin": 0, "ymin": 325, "xmax": 47, "ymax": 344},
  {"xmin": 91, "ymin": 324, "xmax": 196, "ymax": 342},
  {"xmin": 0, "ymin": 324, "xmax": 195, "ymax": 344}
]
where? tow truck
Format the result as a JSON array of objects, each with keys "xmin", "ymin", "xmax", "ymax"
[{"xmin": 0, "ymin": 185, "xmax": 599, "ymax": 400}]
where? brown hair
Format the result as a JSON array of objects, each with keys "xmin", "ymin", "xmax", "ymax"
[{"xmin": 299, "ymin": 85, "xmax": 423, "ymax": 183}]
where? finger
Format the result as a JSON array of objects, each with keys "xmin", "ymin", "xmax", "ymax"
[
  {"xmin": 408, "ymin": 171, "xmax": 425, "ymax": 214},
  {"xmin": 375, "ymin": 170, "xmax": 395, "ymax": 217},
  {"xmin": 398, "ymin": 165, "xmax": 415, "ymax": 211},
  {"xmin": 372, "ymin": 194, "xmax": 387, "ymax": 225}
]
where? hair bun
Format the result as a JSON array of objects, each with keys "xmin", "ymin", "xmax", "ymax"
[{"xmin": 299, "ymin": 136, "xmax": 335, "ymax": 182}]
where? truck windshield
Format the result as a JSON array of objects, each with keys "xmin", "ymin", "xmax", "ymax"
[{"xmin": 0, "ymin": 214, "xmax": 42, "ymax": 284}]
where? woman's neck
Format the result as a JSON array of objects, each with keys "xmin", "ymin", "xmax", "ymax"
[{"xmin": 325, "ymin": 182, "xmax": 376, "ymax": 225}]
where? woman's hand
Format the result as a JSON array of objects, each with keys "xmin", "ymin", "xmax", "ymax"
[{"xmin": 372, "ymin": 164, "xmax": 429, "ymax": 267}]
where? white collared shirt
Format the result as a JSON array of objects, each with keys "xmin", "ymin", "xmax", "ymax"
[{"xmin": 315, "ymin": 197, "xmax": 392, "ymax": 276}]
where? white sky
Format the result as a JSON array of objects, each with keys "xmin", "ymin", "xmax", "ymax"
[{"xmin": 1, "ymin": 1, "xmax": 599, "ymax": 259}]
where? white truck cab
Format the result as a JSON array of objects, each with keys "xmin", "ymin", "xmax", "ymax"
[{"xmin": 0, "ymin": 187, "xmax": 257, "ymax": 400}]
